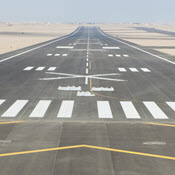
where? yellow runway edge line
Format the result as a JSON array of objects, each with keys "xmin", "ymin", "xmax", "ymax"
[
  {"xmin": 0, "ymin": 144, "xmax": 175, "ymax": 160},
  {"xmin": 0, "ymin": 121, "xmax": 25, "ymax": 125},
  {"xmin": 144, "ymin": 122, "xmax": 175, "ymax": 127}
]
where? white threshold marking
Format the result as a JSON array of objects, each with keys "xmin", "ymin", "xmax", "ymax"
[
  {"xmin": 108, "ymin": 54, "xmax": 113, "ymax": 57},
  {"xmin": 116, "ymin": 54, "xmax": 121, "ymax": 57},
  {"xmin": 2, "ymin": 100, "xmax": 28, "ymax": 117},
  {"xmin": 129, "ymin": 68, "xmax": 139, "ymax": 72},
  {"xmin": 143, "ymin": 102, "xmax": 168, "ymax": 119},
  {"xmin": 141, "ymin": 68, "xmax": 151, "ymax": 72},
  {"xmin": 54, "ymin": 54, "xmax": 60, "ymax": 56},
  {"xmin": 0, "ymin": 27, "xmax": 81, "ymax": 63},
  {"xmin": 120, "ymin": 101, "xmax": 141, "ymax": 119},
  {"xmin": 36, "ymin": 67, "xmax": 45, "ymax": 71},
  {"xmin": 86, "ymin": 68, "xmax": 88, "ymax": 74},
  {"xmin": 118, "ymin": 68, "xmax": 127, "ymax": 72},
  {"xmin": 0, "ymin": 100, "xmax": 5, "ymax": 106},
  {"xmin": 56, "ymin": 46, "xmax": 74, "ymax": 49},
  {"xmin": 97, "ymin": 27, "xmax": 175, "ymax": 65},
  {"xmin": 48, "ymin": 67, "xmax": 56, "ymax": 71},
  {"xmin": 57, "ymin": 100, "xmax": 74, "ymax": 118},
  {"xmin": 29, "ymin": 100, "xmax": 51, "ymax": 118},
  {"xmin": 97, "ymin": 101, "xmax": 113, "ymax": 118},
  {"xmin": 166, "ymin": 102, "xmax": 175, "ymax": 112},
  {"xmin": 103, "ymin": 47, "xmax": 120, "ymax": 49},
  {"xmin": 62, "ymin": 54, "xmax": 68, "ymax": 57},
  {"xmin": 47, "ymin": 54, "xmax": 52, "ymax": 56},
  {"xmin": 23, "ymin": 67, "xmax": 34, "ymax": 71}
]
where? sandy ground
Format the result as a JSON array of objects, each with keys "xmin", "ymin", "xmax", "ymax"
[
  {"xmin": 99, "ymin": 24, "xmax": 175, "ymax": 56},
  {"xmin": 0, "ymin": 23, "xmax": 79, "ymax": 54}
]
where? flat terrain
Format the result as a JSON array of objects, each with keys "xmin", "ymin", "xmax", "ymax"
[{"xmin": 0, "ymin": 26, "xmax": 175, "ymax": 174}]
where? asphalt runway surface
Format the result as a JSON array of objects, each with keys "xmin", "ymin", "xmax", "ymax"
[{"xmin": 0, "ymin": 26, "xmax": 175, "ymax": 174}]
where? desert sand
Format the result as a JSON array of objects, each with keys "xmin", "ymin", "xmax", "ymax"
[
  {"xmin": 99, "ymin": 24, "xmax": 175, "ymax": 56},
  {"xmin": 0, "ymin": 23, "xmax": 79, "ymax": 54}
]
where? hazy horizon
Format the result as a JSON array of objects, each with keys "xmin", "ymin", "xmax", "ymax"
[{"xmin": 0, "ymin": 0, "xmax": 175, "ymax": 23}]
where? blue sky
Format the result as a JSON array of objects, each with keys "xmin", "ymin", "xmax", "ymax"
[{"xmin": 0, "ymin": 0, "xmax": 174, "ymax": 23}]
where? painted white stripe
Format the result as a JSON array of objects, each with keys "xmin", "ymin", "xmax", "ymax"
[
  {"xmin": 47, "ymin": 54, "xmax": 52, "ymax": 56},
  {"xmin": 166, "ymin": 102, "xmax": 175, "ymax": 112},
  {"xmin": 86, "ymin": 58, "xmax": 89, "ymax": 61},
  {"xmin": 86, "ymin": 68, "xmax": 88, "ymax": 74},
  {"xmin": 54, "ymin": 54, "xmax": 60, "ymax": 56},
  {"xmin": 0, "ymin": 27, "xmax": 81, "ymax": 64},
  {"xmin": 36, "ymin": 67, "xmax": 45, "ymax": 71},
  {"xmin": 62, "ymin": 54, "xmax": 68, "ymax": 57},
  {"xmin": 116, "ymin": 54, "xmax": 121, "ymax": 57},
  {"xmin": 2, "ymin": 100, "xmax": 28, "ymax": 117},
  {"xmin": 56, "ymin": 46, "xmax": 74, "ymax": 49},
  {"xmin": 129, "ymin": 68, "xmax": 139, "ymax": 72},
  {"xmin": 48, "ymin": 67, "xmax": 56, "ymax": 71},
  {"xmin": 118, "ymin": 68, "xmax": 127, "ymax": 72},
  {"xmin": 97, "ymin": 101, "xmax": 113, "ymax": 118},
  {"xmin": 103, "ymin": 47, "xmax": 120, "ymax": 49},
  {"xmin": 141, "ymin": 68, "xmax": 151, "ymax": 72},
  {"xmin": 85, "ymin": 77, "xmax": 88, "ymax": 84},
  {"xmin": 123, "ymin": 54, "xmax": 129, "ymax": 57},
  {"xmin": 23, "ymin": 67, "xmax": 34, "ymax": 71},
  {"xmin": 0, "ymin": 100, "xmax": 5, "ymax": 106},
  {"xmin": 57, "ymin": 101, "xmax": 74, "ymax": 118},
  {"xmin": 29, "ymin": 100, "xmax": 51, "ymax": 118},
  {"xmin": 86, "ymin": 62, "xmax": 89, "ymax": 67},
  {"xmin": 143, "ymin": 102, "xmax": 168, "ymax": 119},
  {"xmin": 120, "ymin": 101, "xmax": 140, "ymax": 119},
  {"xmin": 97, "ymin": 27, "xmax": 175, "ymax": 65},
  {"xmin": 108, "ymin": 54, "xmax": 113, "ymax": 57}
]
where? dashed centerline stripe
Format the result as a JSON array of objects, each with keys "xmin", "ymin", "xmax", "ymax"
[
  {"xmin": 36, "ymin": 67, "xmax": 45, "ymax": 71},
  {"xmin": 23, "ymin": 67, "xmax": 34, "ymax": 71}
]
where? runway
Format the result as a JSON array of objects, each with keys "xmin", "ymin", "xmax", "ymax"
[{"xmin": 0, "ymin": 26, "xmax": 175, "ymax": 174}]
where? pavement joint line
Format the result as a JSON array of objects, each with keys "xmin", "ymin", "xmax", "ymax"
[
  {"xmin": 0, "ymin": 144, "xmax": 175, "ymax": 160},
  {"xmin": 144, "ymin": 122, "xmax": 175, "ymax": 127},
  {"xmin": 0, "ymin": 121, "xmax": 25, "ymax": 125}
]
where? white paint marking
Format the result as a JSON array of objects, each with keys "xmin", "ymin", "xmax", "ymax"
[
  {"xmin": 36, "ymin": 67, "xmax": 45, "ymax": 71},
  {"xmin": 54, "ymin": 54, "xmax": 60, "ymax": 56},
  {"xmin": 97, "ymin": 101, "xmax": 113, "ymax": 118},
  {"xmin": 123, "ymin": 54, "xmax": 129, "ymax": 57},
  {"xmin": 166, "ymin": 102, "xmax": 175, "ymax": 112},
  {"xmin": 85, "ymin": 77, "xmax": 88, "ymax": 84},
  {"xmin": 77, "ymin": 91, "xmax": 95, "ymax": 96},
  {"xmin": 68, "ymin": 43, "xmax": 72, "ymax": 45},
  {"xmin": 86, "ymin": 58, "xmax": 89, "ymax": 61},
  {"xmin": 108, "ymin": 54, "xmax": 114, "ymax": 57},
  {"xmin": 86, "ymin": 62, "xmax": 89, "ymax": 67},
  {"xmin": 29, "ymin": 100, "xmax": 51, "ymax": 118},
  {"xmin": 0, "ymin": 27, "xmax": 81, "ymax": 63},
  {"xmin": 116, "ymin": 54, "xmax": 121, "ymax": 57},
  {"xmin": 86, "ymin": 68, "xmax": 88, "ymax": 74},
  {"xmin": 0, "ymin": 100, "xmax": 5, "ymax": 106},
  {"xmin": 47, "ymin": 54, "xmax": 52, "ymax": 56},
  {"xmin": 92, "ymin": 87, "xmax": 114, "ymax": 91},
  {"xmin": 2, "ymin": 100, "xmax": 28, "ymax": 117},
  {"xmin": 23, "ymin": 67, "xmax": 34, "ymax": 71},
  {"xmin": 105, "ymin": 44, "xmax": 108, "ymax": 45},
  {"xmin": 143, "ymin": 142, "xmax": 166, "ymax": 145},
  {"xmin": 118, "ymin": 68, "xmax": 127, "ymax": 72},
  {"xmin": 120, "ymin": 101, "xmax": 141, "ymax": 119},
  {"xmin": 58, "ymin": 86, "xmax": 81, "ymax": 91},
  {"xmin": 57, "ymin": 101, "xmax": 74, "ymax": 118},
  {"xmin": 97, "ymin": 27, "xmax": 175, "ymax": 65},
  {"xmin": 62, "ymin": 54, "xmax": 68, "ymax": 57},
  {"xmin": 103, "ymin": 47, "xmax": 120, "ymax": 49},
  {"xmin": 141, "ymin": 68, "xmax": 151, "ymax": 72},
  {"xmin": 143, "ymin": 102, "xmax": 168, "ymax": 119},
  {"xmin": 48, "ymin": 67, "xmax": 56, "ymax": 71},
  {"xmin": 56, "ymin": 46, "xmax": 74, "ymax": 49},
  {"xmin": 129, "ymin": 68, "xmax": 139, "ymax": 72}
]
